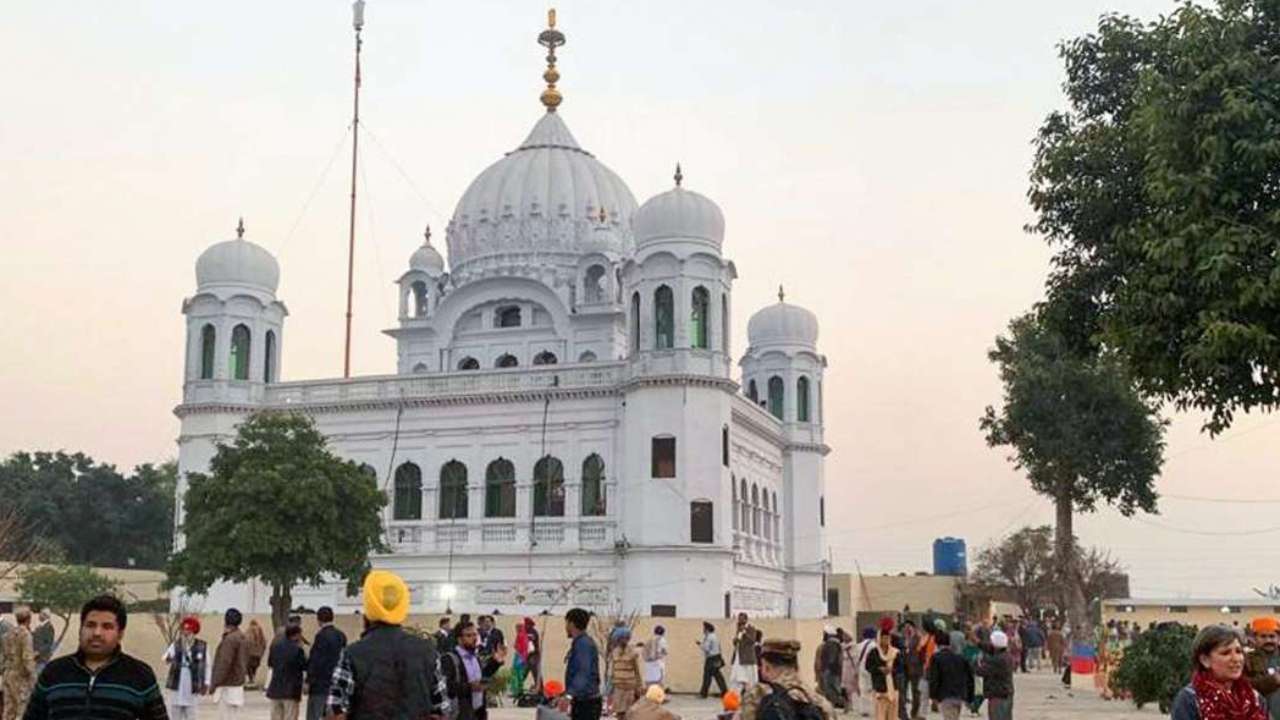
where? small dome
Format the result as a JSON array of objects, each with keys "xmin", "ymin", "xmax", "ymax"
[
  {"xmin": 195, "ymin": 228, "xmax": 279, "ymax": 292},
  {"xmin": 748, "ymin": 296, "xmax": 819, "ymax": 348},
  {"xmin": 409, "ymin": 232, "xmax": 445, "ymax": 275},
  {"xmin": 634, "ymin": 182, "xmax": 725, "ymax": 248}
]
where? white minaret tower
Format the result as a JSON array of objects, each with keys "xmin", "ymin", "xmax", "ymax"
[
  {"xmin": 393, "ymin": 225, "xmax": 446, "ymax": 373},
  {"xmin": 173, "ymin": 219, "xmax": 285, "ymax": 611},
  {"xmin": 617, "ymin": 166, "xmax": 738, "ymax": 617},
  {"xmin": 741, "ymin": 289, "xmax": 828, "ymax": 617}
]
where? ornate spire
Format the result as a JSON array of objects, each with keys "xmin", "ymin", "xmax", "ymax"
[
  {"xmin": 236, "ymin": 217, "xmax": 245, "ymax": 240},
  {"xmin": 537, "ymin": 9, "xmax": 566, "ymax": 112},
  {"xmin": 778, "ymin": 284, "xmax": 785, "ymax": 302},
  {"xmin": 674, "ymin": 162, "xmax": 683, "ymax": 187},
  {"xmin": 423, "ymin": 224, "xmax": 433, "ymax": 246}
]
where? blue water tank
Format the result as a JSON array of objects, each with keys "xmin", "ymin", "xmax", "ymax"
[{"xmin": 932, "ymin": 537, "xmax": 968, "ymax": 576}]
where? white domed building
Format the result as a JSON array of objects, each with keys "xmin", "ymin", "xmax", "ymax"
[{"xmin": 175, "ymin": 16, "xmax": 830, "ymax": 619}]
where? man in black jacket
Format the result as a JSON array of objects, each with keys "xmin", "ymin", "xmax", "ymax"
[
  {"xmin": 22, "ymin": 595, "xmax": 167, "ymax": 720},
  {"xmin": 440, "ymin": 622, "xmax": 506, "ymax": 720},
  {"xmin": 267, "ymin": 626, "xmax": 307, "ymax": 720},
  {"xmin": 326, "ymin": 571, "xmax": 449, "ymax": 720},
  {"xmin": 925, "ymin": 633, "xmax": 973, "ymax": 720},
  {"xmin": 305, "ymin": 607, "xmax": 346, "ymax": 720}
]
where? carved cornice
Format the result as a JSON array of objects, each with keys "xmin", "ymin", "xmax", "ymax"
[
  {"xmin": 620, "ymin": 374, "xmax": 737, "ymax": 393},
  {"xmin": 173, "ymin": 402, "xmax": 259, "ymax": 419},
  {"xmin": 785, "ymin": 441, "xmax": 831, "ymax": 456}
]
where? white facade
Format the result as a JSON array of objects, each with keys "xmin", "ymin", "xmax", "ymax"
[{"xmin": 174, "ymin": 39, "xmax": 832, "ymax": 619}]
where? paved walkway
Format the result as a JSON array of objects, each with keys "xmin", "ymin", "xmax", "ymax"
[{"xmin": 225, "ymin": 669, "xmax": 1161, "ymax": 720}]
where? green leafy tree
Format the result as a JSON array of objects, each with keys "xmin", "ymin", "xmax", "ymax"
[
  {"xmin": 17, "ymin": 565, "xmax": 119, "ymax": 646},
  {"xmin": 1029, "ymin": 0, "xmax": 1280, "ymax": 434},
  {"xmin": 1109, "ymin": 623, "xmax": 1195, "ymax": 711},
  {"xmin": 0, "ymin": 452, "xmax": 175, "ymax": 569},
  {"xmin": 971, "ymin": 525, "xmax": 1055, "ymax": 615},
  {"xmin": 981, "ymin": 314, "xmax": 1165, "ymax": 645},
  {"xmin": 167, "ymin": 411, "xmax": 387, "ymax": 629}
]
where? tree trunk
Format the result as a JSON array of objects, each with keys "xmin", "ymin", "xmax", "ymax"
[
  {"xmin": 269, "ymin": 583, "xmax": 292, "ymax": 633},
  {"xmin": 1055, "ymin": 491, "xmax": 1091, "ymax": 657}
]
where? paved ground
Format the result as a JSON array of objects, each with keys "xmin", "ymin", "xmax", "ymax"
[{"xmin": 228, "ymin": 669, "xmax": 1161, "ymax": 720}]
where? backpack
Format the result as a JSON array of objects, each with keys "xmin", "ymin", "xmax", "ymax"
[{"xmin": 758, "ymin": 682, "xmax": 826, "ymax": 720}]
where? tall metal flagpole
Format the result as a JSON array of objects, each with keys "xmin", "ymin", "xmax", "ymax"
[{"xmin": 343, "ymin": 0, "xmax": 366, "ymax": 378}]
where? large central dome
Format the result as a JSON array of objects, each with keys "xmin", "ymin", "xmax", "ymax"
[{"xmin": 445, "ymin": 112, "xmax": 638, "ymax": 283}]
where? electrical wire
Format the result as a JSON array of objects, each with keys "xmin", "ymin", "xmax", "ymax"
[{"xmin": 274, "ymin": 125, "xmax": 352, "ymax": 259}]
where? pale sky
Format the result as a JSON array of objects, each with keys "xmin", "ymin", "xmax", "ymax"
[{"xmin": 3, "ymin": 0, "xmax": 1276, "ymax": 601}]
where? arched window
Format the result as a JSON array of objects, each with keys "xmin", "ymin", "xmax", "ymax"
[
  {"xmin": 772, "ymin": 491, "xmax": 781, "ymax": 542},
  {"xmin": 584, "ymin": 265, "xmax": 606, "ymax": 303},
  {"xmin": 411, "ymin": 281, "xmax": 429, "ymax": 318},
  {"xmin": 750, "ymin": 484, "xmax": 760, "ymax": 535},
  {"xmin": 533, "ymin": 351, "xmax": 558, "ymax": 366},
  {"xmin": 747, "ymin": 379, "xmax": 758, "ymax": 402},
  {"xmin": 263, "ymin": 330, "xmax": 276, "ymax": 383},
  {"xmin": 654, "ymin": 285, "xmax": 674, "ymax": 349},
  {"xmin": 651, "ymin": 436, "xmax": 676, "ymax": 478},
  {"xmin": 731, "ymin": 475, "xmax": 739, "ymax": 532},
  {"xmin": 230, "ymin": 324, "xmax": 251, "ymax": 381},
  {"xmin": 722, "ymin": 425, "xmax": 730, "ymax": 467},
  {"xmin": 438, "ymin": 461, "xmax": 468, "ymax": 519},
  {"xmin": 458, "ymin": 357, "xmax": 480, "ymax": 371},
  {"xmin": 412, "ymin": 362, "xmax": 429, "ymax": 373},
  {"xmin": 485, "ymin": 459, "xmax": 516, "ymax": 518},
  {"xmin": 721, "ymin": 294, "xmax": 729, "ymax": 353},
  {"xmin": 200, "ymin": 324, "xmax": 216, "ymax": 379},
  {"xmin": 691, "ymin": 286, "xmax": 710, "ymax": 349},
  {"xmin": 392, "ymin": 462, "xmax": 422, "ymax": 520},
  {"xmin": 581, "ymin": 454, "xmax": 606, "ymax": 517},
  {"xmin": 533, "ymin": 456, "xmax": 565, "ymax": 517},
  {"xmin": 739, "ymin": 479, "xmax": 750, "ymax": 532},
  {"xmin": 496, "ymin": 305, "xmax": 521, "ymax": 328},
  {"xmin": 767, "ymin": 376, "xmax": 785, "ymax": 420},
  {"xmin": 691, "ymin": 500, "xmax": 714, "ymax": 543},
  {"xmin": 578, "ymin": 351, "xmax": 597, "ymax": 363},
  {"xmin": 496, "ymin": 354, "xmax": 519, "ymax": 368},
  {"xmin": 630, "ymin": 292, "xmax": 641, "ymax": 354},
  {"xmin": 358, "ymin": 464, "xmax": 377, "ymax": 483},
  {"xmin": 797, "ymin": 376, "xmax": 811, "ymax": 422},
  {"xmin": 763, "ymin": 489, "xmax": 773, "ymax": 541}
]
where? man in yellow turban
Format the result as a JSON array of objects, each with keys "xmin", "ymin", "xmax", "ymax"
[
  {"xmin": 1247, "ymin": 616, "xmax": 1280, "ymax": 719},
  {"xmin": 326, "ymin": 571, "xmax": 450, "ymax": 720}
]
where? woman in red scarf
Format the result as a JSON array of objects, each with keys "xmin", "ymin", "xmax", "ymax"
[{"xmin": 1170, "ymin": 625, "xmax": 1266, "ymax": 720}]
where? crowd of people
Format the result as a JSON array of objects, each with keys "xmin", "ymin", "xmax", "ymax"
[{"xmin": 17, "ymin": 582, "xmax": 1280, "ymax": 720}]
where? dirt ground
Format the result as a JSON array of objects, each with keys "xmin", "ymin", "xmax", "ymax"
[{"xmin": 226, "ymin": 668, "xmax": 1162, "ymax": 720}]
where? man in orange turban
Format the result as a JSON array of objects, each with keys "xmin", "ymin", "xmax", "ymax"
[{"xmin": 1247, "ymin": 616, "xmax": 1280, "ymax": 718}]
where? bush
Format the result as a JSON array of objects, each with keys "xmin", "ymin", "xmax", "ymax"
[{"xmin": 1109, "ymin": 624, "xmax": 1195, "ymax": 712}]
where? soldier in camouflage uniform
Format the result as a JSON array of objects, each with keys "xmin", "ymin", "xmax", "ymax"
[
  {"xmin": 1, "ymin": 608, "xmax": 36, "ymax": 720},
  {"xmin": 742, "ymin": 639, "xmax": 834, "ymax": 720}
]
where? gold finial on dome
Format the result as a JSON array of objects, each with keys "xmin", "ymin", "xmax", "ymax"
[
  {"xmin": 778, "ymin": 284, "xmax": 786, "ymax": 302},
  {"xmin": 236, "ymin": 217, "xmax": 245, "ymax": 240},
  {"xmin": 674, "ymin": 162, "xmax": 683, "ymax": 187},
  {"xmin": 537, "ymin": 8, "xmax": 566, "ymax": 112},
  {"xmin": 423, "ymin": 224, "xmax": 432, "ymax": 245}
]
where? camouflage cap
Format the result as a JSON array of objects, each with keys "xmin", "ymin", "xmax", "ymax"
[{"xmin": 759, "ymin": 638, "xmax": 801, "ymax": 661}]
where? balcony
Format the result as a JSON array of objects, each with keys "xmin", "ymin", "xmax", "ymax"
[
  {"xmin": 263, "ymin": 362, "xmax": 626, "ymax": 408},
  {"xmin": 384, "ymin": 518, "xmax": 616, "ymax": 555}
]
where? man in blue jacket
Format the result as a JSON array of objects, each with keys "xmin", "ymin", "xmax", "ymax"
[{"xmin": 558, "ymin": 608, "xmax": 601, "ymax": 720}]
